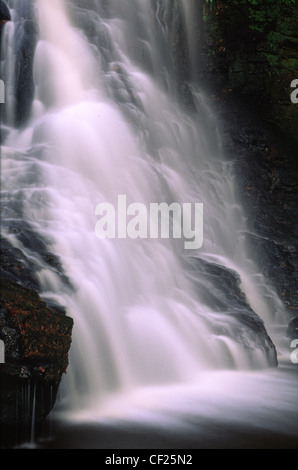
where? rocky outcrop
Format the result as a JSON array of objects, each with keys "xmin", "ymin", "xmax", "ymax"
[
  {"xmin": 0, "ymin": 279, "xmax": 73, "ymax": 427},
  {"xmin": 191, "ymin": 258, "xmax": 278, "ymax": 367}
]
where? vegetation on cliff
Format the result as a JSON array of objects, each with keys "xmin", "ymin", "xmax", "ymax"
[{"xmin": 201, "ymin": 0, "xmax": 298, "ymax": 147}]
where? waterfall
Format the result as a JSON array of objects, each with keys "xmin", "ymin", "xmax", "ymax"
[{"xmin": 1, "ymin": 0, "xmax": 289, "ymax": 424}]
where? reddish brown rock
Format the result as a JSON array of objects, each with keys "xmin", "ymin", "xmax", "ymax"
[{"xmin": 0, "ymin": 279, "xmax": 73, "ymax": 426}]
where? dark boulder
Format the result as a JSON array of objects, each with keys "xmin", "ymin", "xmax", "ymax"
[
  {"xmin": 0, "ymin": 279, "xmax": 73, "ymax": 427},
  {"xmin": 190, "ymin": 258, "xmax": 278, "ymax": 368}
]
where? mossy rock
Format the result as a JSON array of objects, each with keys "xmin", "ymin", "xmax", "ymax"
[{"xmin": 0, "ymin": 279, "xmax": 73, "ymax": 426}]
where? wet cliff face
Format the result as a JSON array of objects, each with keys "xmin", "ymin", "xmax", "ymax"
[
  {"xmin": 197, "ymin": 0, "xmax": 298, "ymax": 319},
  {"xmin": 0, "ymin": 0, "xmax": 38, "ymax": 127},
  {"xmin": 200, "ymin": 0, "xmax": 298, "ymax": 151}
]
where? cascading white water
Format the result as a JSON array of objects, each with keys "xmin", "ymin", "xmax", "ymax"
[{"xmin": 1, "ymin": 0, "xmax": 293, "ymax": 430}]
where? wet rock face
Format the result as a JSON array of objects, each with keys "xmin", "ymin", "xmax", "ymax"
[
  {"xmin": 191, "ymin": 259, "xmax": 278, "ymax": 368},
  {"xmin": 0, "ymin": 0, "xmax": 38, "ymax": 127},
  {"xmin": 13, "ymin": 2, "xmax": 39, "ymax": 127},
  {"xmin": 213, "ymin": 95, "xmax": 298, "ymax": 315},
  {"xmin": 0, "ymin": 279, "xmax": 73, "ymax": 426}
]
